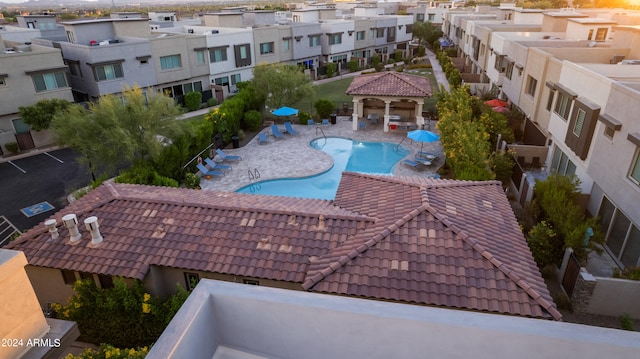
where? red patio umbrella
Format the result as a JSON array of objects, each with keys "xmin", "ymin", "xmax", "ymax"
[
  {"xmin": 485, "ymin": 99, "xmax": 508, "ymax": 107},
  {"xmin": 492, "ymin": 106, "xmax": 510, "ymax": 113}
]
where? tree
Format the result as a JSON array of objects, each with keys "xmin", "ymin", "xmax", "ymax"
[
  {"xmin": 19, "ymin": 98, "xmax": 71, "ymax": 131},
  {"xmin": 250, "ymin": 63, "xmax": 313, "ymax": 110},
  {"xmin": 52, "ymin": 86, "xmax": 184, "ymax": 178},
  {"xmin": 412, "ymin": 21, "xmax": 443, "ymax": 48}
]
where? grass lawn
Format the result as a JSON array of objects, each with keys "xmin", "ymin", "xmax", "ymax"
[{"xmin": 293, "ymin": 77, "xmax": 355, "ymax": 115}]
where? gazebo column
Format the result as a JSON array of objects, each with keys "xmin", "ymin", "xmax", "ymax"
[
  {"xmin": 415, "ymin": 101, "xmax": 424, "ymax": 128},
  {"xmin": 352, "ymin": 98, "xmax": 361, "ymax": 131},
  {"xmin": 383, "ymin": 100, "xmax": 391, "ymax": 132}
]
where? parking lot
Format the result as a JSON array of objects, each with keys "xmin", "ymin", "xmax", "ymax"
[{"xmin": 0, "ymin": 148, "xmax": 92, "ymax": 238}]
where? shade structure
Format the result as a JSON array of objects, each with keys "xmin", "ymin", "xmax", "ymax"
[
  {"xmin": 485, "ymin": 99, "xmax": 508, "ymax": 107},
  {"xmin": 492, "ymin": 106, "xmax": 510, "ymax": 113},
  {"xmin": 407, "ymin": 129, "xmax": 440, "ymax": 154},
  {"xmin": 271, "ymin": 106, "xmax": 299, "ymax": 117}
]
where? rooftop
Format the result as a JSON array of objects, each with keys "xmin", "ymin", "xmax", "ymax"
[
  {"xmin": 346, "ymin": 71, "xmax": 432, "ymax": 97},
  {"xmin": 8, "ymin": 167, "xmax": 559, "ymax": 319},
  {"xmin": 147, "ymin": 279, "xmax": 640, "ymax": 359}
]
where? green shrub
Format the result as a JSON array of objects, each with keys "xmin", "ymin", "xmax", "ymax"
[
  {"xmin": 5, "ymin": 142, "xmax": 19, "ymax": 154},
  {"xmin": 326, "ymin": 62, "xmax": 337, "ymax": 78},
  {"xmin": 242, "ymin": 110, "xmax": 263, "ymax": 131},
  {"xmin": 372, "ymin": 54, "xmax": 381, "ymax": 67},
  {"xmin": 184, "ymin": 92, "xmax": 202, "ymax": 111},
  {"xmin": 613, "ymin": 267, "xmax": 640, "ymax": 281},
  {"xmin": 395, "ymin": 67, "xmax": 404, "ymax": 72},
  {"xmin": 418, "ymin": 46, "xmax": 426, "ymax": 57},
  {"xmin": 527, "ymin": 221, "xmax": 562, "ymax": 268},
  {"xmin": 51, "ymin": 278, "xmax": 189, "ymax": 348},
  {"xmin": 553, "ymin": 292, "xmax": 572, "ymax": 311},
  {"xmin": 620, "ymin": 313, "xmax": 635, "ymax": 331},
  {"xmin": 115, "ymin": 162, "xmax": 178, "ymax": 188},
  {"xmin": 207, "ymin": 98, "xmax": 219, "ymax": 107},
  {"xmin": 394, "ymin": 51, "xmax": 403, "ymax": 62},
  {"xmin": 183, "ymin": 172, "xmax": 200, "ymax": 189},
  {"xmin": 314, "ymin": 98, "xmax": 335, "ymax": 120},
  {"xmin": 298, "ymin": 111, "xmax": 311, "ymax": 125},
  {"xmin": 348, "ymin": 59, "xmax": 359, "ymax": 72}
]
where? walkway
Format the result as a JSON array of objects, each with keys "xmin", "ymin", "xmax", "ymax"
[{"xmin": 199, "ymin": 118, "xmax": 442, "ymax": 192}]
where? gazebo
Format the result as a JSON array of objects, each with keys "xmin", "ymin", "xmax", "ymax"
[{"xmin": 346, "ymin": 72, "xmax": 432, "ymax": 132}]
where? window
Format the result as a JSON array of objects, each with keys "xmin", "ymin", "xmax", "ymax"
[
  {"xmin": 554, "ymin": 92, "xmax": 572, "ymax": 120},
  {"xmin": 243, "ymin": 279, "xmax": 259, "ymax": 285},
  {"xmin": 160, "ymin": 54, "xmax": 181, "ymax": 70},
  {"xmin": 214, "ymin": 76, "xmax": 229, "ymax": 87},
  {"xmin": 66, "ymin": 30, "xmax": 75, "ymax": 44},
  {"xmin": 183, "ymin": 82, "xmax": 193, "ymax": 94},
  {"xmin": 546, "ymin": 90, "xmax": 555, "ymax": 111},
  {"xmin": 550, "ymin": 145, "xmax": 576, "ymax": 176},
  {"xmin": 283, "ymin": 38, "xmax": 291, "ymax": 51},
  {"xmin": 32, "ymin": 72, "xmax": 67, "ymax": 92},
  {"xmin": 260, "ymin": 42, "xmax": 274, "ymax": 54},
  {"xmin": 329, "ymin": 33, "xmax": 342, "ymax": 45},
  {"xmin": 209, "ymin": 47, "xmax": 228, "ymax": 63},
  {"xmin": 94, "ymin": 63, "xmax": 123, "ymax": 82},
  {"xmin": 356, "ymin": 31, "xmax": 365, "ymax": 41},
  {"xmin": 79, "ymin": 272, "xmax": 94, "ymax": 281},
  {"xmin": 230, "ymin": 74, "xmax": 241, "ymax": 85},
  {"xmin": 505, "ymin": 61, "xmax": 514, "ymax": 80},
  {"xmin": 0, "ymin": 78, "xmax": 5, "ymax": 86},
  {"xmin": 234, "ymin": 44, "xmax": 252, "ymax": 67},
  {"xmin": 405, "ymin": 24, "xmax": 413, "ymax": 34},
  {"xmin": 572, "ymin": 109, "xmax": 586, "ymax": 137},
  {"xmin": 184, "ymin": 272, "xmax": 200, "ymax": 291},
  {"xmin": 525, "ymin": 75, "xmax": 537, "ymax": 97},
  {"xmin": 588, "ymin": 29, "xmax": 594, "ymax": 41},
  {"xmin": 182, "ymin": 81, "xmax": 202, "ymax": 94},
  {"xmin": 376, "ymin": 28, "xmax": 385, "ymax": 38},
  {"xmin": 604, "ymin": 126, "xmax": 615, "ymax": 140},
  {"xmin": 67, "ymin": 61, "xmax": 82, "ymax": 77},
  {"xmin": 494, "ymin": 55, "xmax": 506, "ymax": 72},
  {"xmin": 196, "ymin": 50, "xmax": 206, "ymax": 64},
  {"xmin": 386, "ymin": 26, "xmax": 396, "ymax": 42},
  {"xmin": 61, "ymin": 270, "xmax": 76, "ymax": 285},
  {"xmin": 417, "ymin": 14, "xmax": 425, "ymax": 22},
  {"xmin": 630, "ymin": 150, "xmax": 640, "ymax": 185},
  {"xmin": 599, "ymin": 196, "xmax": 640, "ymax": 268},
  {"xmin": 428, "ymin": 14, "xmax": 435, "ymax": 21},
  {"xmin": 595, "ymin": 28, "xmax": 608, "ymax": 41},
  {"xmin": 309, "ymin": 35, "xmax": 320, "ymax": 47}
]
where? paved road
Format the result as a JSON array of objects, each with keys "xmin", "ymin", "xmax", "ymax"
[{"xmin": 0, "ymin": 148, "xmax": 92, "ymax": 233}]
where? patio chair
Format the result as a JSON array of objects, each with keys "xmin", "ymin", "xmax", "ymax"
[
  {"xmin": 359, "ymin": 121, "xmax": 366, "ymax": 130},
  {"xmin": 258, "ymin": 132, "xmax": 269, "ymax": 144},
  {"xmin": 403, "ymin": 159, "xmax": 422, "ymax": 168},
  {"xmin": 414, "ymin": 157, "xmax": 432, "ymax": 166},
  {"xmin": 271, "ymin": 124, "xmax": 285, "ymax": 139},
  {"xmin": 284, "ymin": 121, "xmax": 299, "ymax": 136},
  {"xmin": 215, "ymin": 148, "xmax": 242, "ymax": 162},
  {"xmin": 196, "ymin": 163, "xmax": 224, "ymax": 178},
  {"xmin": 322, "ymin": 119, "xmax": 330, "ymax": 126},
  {"xmin": 417, "ymin": 151, "xmax": 437, "ymax": 161},
  {"xmin": 204, "ymin": 158, "xmax": 231, "ymax": 172},
  {"xmin": 307, "ymin": 119, "xmax": 316, "ymax": 126}
]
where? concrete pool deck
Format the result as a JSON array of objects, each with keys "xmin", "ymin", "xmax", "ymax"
[{"xmin": 199, "ymin": 116, "xmax": 442, "ymax": 192}]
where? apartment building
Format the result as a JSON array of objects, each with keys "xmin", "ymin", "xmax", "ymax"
[
  {"xmin": 407, "ymin": 1, "xmax": 460, "ymax": 25},
  {"xmin": 0, "ymin": 37, "xmax": 74, "ymax": 154}
]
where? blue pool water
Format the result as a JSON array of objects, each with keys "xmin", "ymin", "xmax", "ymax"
[{"xmin": 236, "ymin": 137, "xmax": 409, "ymax": 199}]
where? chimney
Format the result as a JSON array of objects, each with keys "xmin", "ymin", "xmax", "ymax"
[
  {"xmin": 84, "ymin": 216, "xmax": 103, "ymax": 245},
  {"xmin": 62, "ymin": 214, "xmax": 82, "ymax": 242},
  {"xmin": 44, "ymin": 219, "xmax": 59, "ymax": 239}
]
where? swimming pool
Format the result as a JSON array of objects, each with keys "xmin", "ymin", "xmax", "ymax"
[{"xmin": 236, "ymin": 137, "xmax": 409, "ymax": 199}]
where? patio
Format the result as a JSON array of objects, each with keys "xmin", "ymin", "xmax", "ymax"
[{"xmin": 200, "ymin": 116, "xmax": 442, "ymax": 192}]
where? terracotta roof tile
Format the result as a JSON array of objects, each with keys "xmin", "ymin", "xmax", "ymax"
[
  {"xmin": 346, "ymin": 72, "xmax": 432, "ymax": 98},
  {"xmin": 8, "ymin": 174, "xmax": 559, "ymax": 320}
]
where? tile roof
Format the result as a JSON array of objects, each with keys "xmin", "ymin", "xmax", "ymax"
[
  {"xmin": 345, "ymin": 72, "xmax": 432, "ymax": 98},
  {"xmin": 7, "ymin": 175, "xmax": 560, "ymax": 320}
]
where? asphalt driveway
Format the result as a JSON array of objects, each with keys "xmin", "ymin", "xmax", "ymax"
[{"xmin": 0, "ymin": 148, "xmax": 92, "ymax": 234}]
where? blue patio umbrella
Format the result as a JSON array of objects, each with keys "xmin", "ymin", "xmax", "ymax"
[
  {"xmin": 271, "ymin": 106, "xmax": 299, "ymax": 117},
  {"xmin": 407, "ymin": 129, "xmax": 440, "ymax": 153}
]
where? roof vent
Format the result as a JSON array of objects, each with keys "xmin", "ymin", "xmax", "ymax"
[
  {"xmin": 256, "ymin": 237, "xmax": 272, "ymax": 250},
  {"xmin": 45, "ymin": 219, "xmax": 59, "ymax": 240},
  {"xmin": 313, "ymin": 215, "xmax": 327, "ymax": 231},
  {"xmin": 84, "ymin": 216, "xmax": 103, "ymax": 245},
  {"xmin": 287, "ymin": 214, "xmax": 299, "ymax": 226},
  {"xmin": 62, "ymin": 214, "xmax": 82, "ymax": 243}
]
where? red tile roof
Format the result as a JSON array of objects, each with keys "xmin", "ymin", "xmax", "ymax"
[
  {"xmin": 346, "ymin": 72, "xmax": 432, "ymax": 98},
  {"xmin": 7, "ymin": 175, "xmax": 560, "ymax": 320}
]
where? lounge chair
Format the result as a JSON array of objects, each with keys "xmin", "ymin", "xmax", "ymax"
[
  {"xmin": 322, "ymin": 119, "xmax": 330, "ymax": 126},
  {"xmin": 271, "ymin": 124, "xmax": 285, "ymax": 139},
  {"xmin": 284, "ymin": 121, "xmax": 298, "ymax": 136},
  {"xmin": 196, "ymin": 163, "xmax": 224, "ymax": 178},
  {"xmin": 258, "ymin": 132, "xmax": 269, "ymax": 144},
  {"xmin": 204, "ymin": 158, "xmax": 231, "ymax": 172},
  {"xmin": 215, "ymin": 148, "xmax": 242, "ymax": 162},
  {"xmin": 414, "ymin": 157, "xmax": 432, "ymax": 166},
  {"xmin": 307, "ymin": 119, "xmax": 316, "ymax": 126},
  {"xmin": 403, "ymin": 159, "xmax": 421, "ymax": 168},
  {"xmin": 417, "ymin": 151, "xmax": 437, "ymax": 160},
  {"xmin": 359, "ymin": 121, "xmax": 366, "ymax": 130}
]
